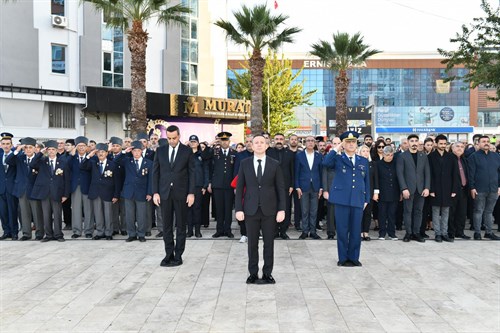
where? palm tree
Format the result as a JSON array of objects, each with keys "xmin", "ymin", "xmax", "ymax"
[
  {"xmin": 215, "ymin": 4, "xmax": 301, "ymax": 135},
  {"xmin": 310, "ymin": 32, "xmax": 380, "ymax": 135},
  {"xmin": 85, "ymin": 0, "xmax": 191, "ymax": 137}
]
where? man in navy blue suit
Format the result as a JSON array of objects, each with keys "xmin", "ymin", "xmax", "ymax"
[
  {"xmin": 81, "ymin": 143, "xmax": 122, "ymax": 240},
  {"xmin": 30, "ymin": 140, "xmax": 71, "ymax": 242},
  {"xmin": 323, "ymin": 131, "xmax": 370, "ymax": 267},
  {"xmin": 5, "ymin": 137, "xmax": 43, "ymax": 240},
  {"xmin": 119, "ymin": 141, "xmax": 153, "ymax": 242},
  {"xmin": 0, "ymin": 132, "xmax": 18, "ymax": 240},
  {"xmin": 295, "ymin": 136, "xmax": 323, "ymax": 239}
]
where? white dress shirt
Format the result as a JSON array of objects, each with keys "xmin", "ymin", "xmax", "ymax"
[
  {"xmin": 305, "ymin": 150, "xmax": 315, "ymax": 170},
  {"xmin": 253, "ymin": 155, "xmax": 266, "ymax": 177}
]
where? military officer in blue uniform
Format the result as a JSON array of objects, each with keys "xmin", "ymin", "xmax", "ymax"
[
  {"xmin": 0, "ymin": 132, "xmax": 19, "ymax": 240},
  {"xmin": 323, "ymin": 131, "xmax": 370, "ymax": 267}
]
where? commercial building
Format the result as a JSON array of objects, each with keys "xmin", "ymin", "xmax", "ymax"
[
  {"xmin": 228, "ymin": 52, "xmax": 481, "ymax": 142},
  {"xmin": 0, "ymin": 0, "xmax": 245, "ymax": 144}
]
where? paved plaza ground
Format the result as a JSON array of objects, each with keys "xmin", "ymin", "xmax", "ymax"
[{"xmin": 0, "ymin": 225, "xmax": 499, "ymax": 332}]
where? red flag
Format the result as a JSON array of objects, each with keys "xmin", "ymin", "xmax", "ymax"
[{"xmin": 274, "ymin": 0, "xmax": 278, "ymax": 9}]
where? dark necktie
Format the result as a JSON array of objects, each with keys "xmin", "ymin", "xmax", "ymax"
[
  {"xmin": 458, "ymin": 158, "xmax": 466, "ymax": 187},
  {"xmin": 3, "ymin": 155, "xmax": 8, "ymax": 173},
  {"xmin": 80, "ymin": 156, "xmax": 84, "ymax": 164},
  {"xmin": 135, "ymin": 159, "xmax": 140, "ymax": 173},
  {"xmin": 99, "ymin": 162, "xmax": 104, "ymax": 175},
  {"xmin": 170, "ymin": 147, "xmax": 175, "ymax": 167},
  {"xmin": 50, "ymin": 160, "xmax": 55, "ymax": 175},
  {"xmin": 257, "ymin": 159, "xmax": 262, "ymax": 185},
  {"xmin": 349, "ymin": 156, "xmax": 354, "ymax": 166},
  {"xmin": 27, "ymin": 157, "xmax": 31, "ymax": 171}
]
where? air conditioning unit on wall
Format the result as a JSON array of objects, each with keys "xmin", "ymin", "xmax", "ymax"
[{"xmin": 51, "ymin": 15, "xmax": 68, "ymax": 28}]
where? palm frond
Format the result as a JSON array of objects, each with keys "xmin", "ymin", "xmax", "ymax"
[{"xmin": 157, "ymin": 3, "xmax": 191, "ymax": 27}]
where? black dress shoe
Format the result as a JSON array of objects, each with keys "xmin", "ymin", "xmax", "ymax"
[
  {"xmin": 262, "ymin": 274, "xmax": 276, "ymax": 284},
  {"xmin": 310, "ymin": 233, "xmax": 321, "ymax": 239},
  {"xmin": 195, "ymin": 231, "xmax": 202, "ymax": 238},
  {"xmin": 362, "ymin": 236, "xmax": 371, "ymax": 241},
  {"xmin": 484, "ymin": 233, "xmax": 500, "ymax": 240},
  {"xmin": 139, "ymin": 237, "xmax": 146, "ymax": 242},
  {"xmin": 456, "ymin": 234, "xmax": 471, "ymax": 240},
  {"xmin": 35, "ymin": 236, "xmax": 43, "ymax": 241},
  {"xmin": 299, "ymin": 233, "xmax": 308, "ymax": 240},
  {"xmin": 246, "ymin": 274, "xmax": 259, "ymax": 284},
  {"xmin": 212, "ymin": 232, "xmax": 224, "ymax": 238},
  {"xmin": 442, "ymin": 235, "xmax": 453, "ymax": 242},
  {"xmin": 227, "ymin": 232, "xmax": 235, "ymax": 239},
  {"xmin": 327, "ymin": 235, "xmax": 334, "ymax": 240},
  {"xmin": 156, "ymin": 232, "xmax": 163, "ymax": 238},
  {"xmin": 403, "ymin": 234, "xmax": 411, "ymax": 242},
  {"xmin": 187, "ymin": 231, "xmax": 194, "ymax": 238},
  {"xmin": 338, "ymin": 260, "xmax": 354, "ymax": 267},
  {"xmin": 351, "ymin": 260, "xmax": 362, "ymax": 267},
  {"xmin": 0, "ymin": 234, "xmax": 12, "ymax": 240},
  {"xmin": 415, "ymin": 234, "xmax": 425, "ymax": 243},
  {"xmin": 160, "ymin": 255, "xmax": 174, "ymax": 267},
  {"xmin": 105, "ymin": 236, "xmax": 113, "ymax": 240},
  {"xmin": 20, "ymin": 236, "xmax": 30, "ymax": 241},
  {"xmin": 280, "ymin": 233, "xmax": 290, "ymax": 240},
  {"xmin": 164, "ymin": 259, "xmax": 182, "ymax": 267},
  {"xmin": 121, "ymin": 231, "xmax": 127, "ymax": 236},
  {"xmin": 71, "ymin": 234, "xmax": 80, "ymax": 239},
  {"xmin": 435, "ymin": 235, "xmax": 443, "ymax": 242},
  {"xmin": 40, "ymin": 237, "xmax": 52, "ymax": 242},
  {"xmin": 474, "ymin": 232, "xmax": 482, "ymax": 240},
  {"xmin": 410, "ymin": 234, "xmax": 418, "ymax": 241},
  {"xmin": 374, "ymin": 226, "xmax": 380, "ymax": 231},
  {"xmin": 93, "ymin": 235, "xmax": 103, "ymax": 240},
  {"xmin": 125, "ymin": 236, "xmax": 137, "ymax": 242},
  {"xmin": 11, "ymin": 235, "xmax": 18, "ymax": 240},
  {"xmin": 420, "ymin": 233, "xmax": 430, "ymax": 239},
  {"xmin": 112, "ymin": 231, "xmax": 119, "ymax": 236},
  {"xmin": 85, "ymin": 234, "xmax": 93, "ymax": 239},
  {"xmin": 337, "ymin": 260, "xmax": 347, "ymax": 266},
  {"xmin": 57, "ymin": 237, "xmax": 65, "ymax": 242},
  {"xmin": 145, "ymin": 232, "xmax": 152, "ymax": 237}
]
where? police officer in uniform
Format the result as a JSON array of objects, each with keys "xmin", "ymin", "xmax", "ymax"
[
  {"xmin": 209, "ymin": 132, "xmax": 236, "ymax": 238},
  {"xmin": 323, "ymin": 131, "xmax": 370, "ymax": 267}
]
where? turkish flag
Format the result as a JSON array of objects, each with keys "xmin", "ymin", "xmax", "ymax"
[{"xmin": 274, "ymin": 0, "xmax": 278, "ymax": 9}]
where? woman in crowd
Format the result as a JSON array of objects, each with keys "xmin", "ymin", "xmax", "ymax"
[{"xmin": 358, "ymin": 145, "xmax": 374, "ymax": 241}]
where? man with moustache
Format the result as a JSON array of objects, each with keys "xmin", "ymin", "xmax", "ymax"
[
  {"xmin": 235, "ymin": 135, "xmax": 285, "ymax": 284},
  {"xmin": 468, "ymin": 135, "xmax": 500, "ymax": 240},
  {"xmin": 448, "ymin": 142, "xmax": 471, "ymax": 240},
  {"xmin": 396, "ymin": 134, "xmax": 430, "ymax": 243},
  {"xmin": 108, "ymin": 136, "xmax": 127, "ymax": 236},
  {"xmin": 0, "ymin": 132, "xmax": 18, "ymax": 240},
  {"xmin": 267, "ymin": 133, "xmax": 295, "ymax": 239},
  {"xmin": 287, "ymin": 134, "xmax": 302, "ymax": 231}
]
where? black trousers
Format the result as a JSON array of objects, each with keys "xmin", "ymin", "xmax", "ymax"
[
  {"xmin": 276, "ymin": 192, "xmax": 291, "ymax": 235},
  {"xmin": 420, "ymin": 197, "xmax": 432, "ymax": 235},
  {"xmin": 188, "ymin": 187, "xmax": 203, "ymax": 231},
  {"xmin": 246, "ymin": 207, "xmax": 276, "ymax": 275},
  {"xmin": 325, "ymin": 202, "xmax": 336, "ymax": 235},
  {"xmin": 62, "ymin": 196, "xmax": 71, "ymax": 227},
  {"xmin": 161, "ymin": 196, "xmax": 187, "ymax": 261},
  {"xmin": 291, "ymin": 189, "xmax": 302, "ymax": 227},
  {"xmin": 201, "ymin": 191, "xmax": 211, "ymax": 226},
  {"xmin": 361, "ymin": 202, "xmax": 372, "ymax": 233},
  {"xmin": 448, "ymin": 187, "xmax": 467, "ymax": 237},
  {"xmin": 213, "ymin": 188, "xmax": 234, "ymax": 234}
]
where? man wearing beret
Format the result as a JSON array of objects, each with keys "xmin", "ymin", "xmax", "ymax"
[
  {"xmin": 0, "ymin": 132, "xmax": 19, "ymax": 240},
  {"xmin": 81, "ymin": 143, "xmax": 122, "ymax": 240},
  {"xmin": 108, "ymin": 136, "xmax": 127, "ymax": 236},
  {"xmin": 137, "ymin": 132, "xmax": 155, "ymax": 236},
  {"xmin": 6, "ymin": 137, "xmax": 43, "ymax": 240},
  {"xmin": 323, "ymin": 131, "xmax": 370, "ymax": 267},
  {"xmin": 62, "ymin": 139, "xmax": 75, "ymax": 230},
  {"xmin": 68, "ymin": 136, "xmax": 95, "ymax": 239},
  {"xmin": 30, "ymin": 140, "xmax": 71, "ymax": 242}
]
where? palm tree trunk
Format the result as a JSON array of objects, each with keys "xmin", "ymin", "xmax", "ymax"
[
  {"xmin": 249, "ymin": 49, "xmax": 265, "ymax": 135},
  {"xmin": 335, "ymin": 70, "xmax": 350, "ymax": 135},
  {"xmin": 128, "ymin": 20, "xmax": 148, "ymax": 138}
]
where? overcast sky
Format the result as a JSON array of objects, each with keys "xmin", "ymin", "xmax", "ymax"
[{"xmin": 225, "ymin": 0, "xmax": 495, "ymax": 55}]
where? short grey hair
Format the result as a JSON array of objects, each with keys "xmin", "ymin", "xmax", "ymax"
[{"xmin": 383, "ymin": 146, "xmax": 394, "ymax": 155}]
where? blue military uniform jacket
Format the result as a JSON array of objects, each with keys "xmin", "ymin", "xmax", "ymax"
[
  {"xmin": 69, "ymin": 154, "xmax": 94, "ymax": 195},
  {"xmin": 118, "ymin": 156, "xmax": 153, "ymax": 202},
  {"xmin": 30, "ymin": 153, "xmax": 71, "ymax": 201},
  {"xmin": 80, "ymin": 158, "xmax": 122, "ymax": 202},
  {"xmin": 322, "ymin": 152, "xmax": 371, "ymax": 208},
  {"xmin": 0, "ymin": 149, "xmax": 17, "ymax": 195},
  {"xmin": 5, "ymin": 152, "xmax": 38, "ymax": 199}
]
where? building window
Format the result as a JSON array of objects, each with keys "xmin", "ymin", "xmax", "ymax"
[
  {"xmin": 102, "ymin": 16, "xmax": 124, "ymax": 87},
  {"xmin": 51, "ymin": 44, "xmax": 66, "ymax": 74},
  {"xmin": 180, "ymin": 0, "xmax": 198, "ymax": 95},
  {"xmin": 49, "ymin": 103, "xmax": 75, "ymax": 128},
  {"xmin": 51, "ymin": 0, "xmax": 64, "ymax": 16}
]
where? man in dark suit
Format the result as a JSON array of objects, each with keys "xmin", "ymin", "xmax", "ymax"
[
  {"xmin": 235, "ymin": 135, "xmax": 285, "ymax": 284},
  {"xmin": 208, "ymin": 132, "xmax": 237, "ymax": 238},
  {"xmin": 267, "ymin": 133, "xmax": 294, "ymax": 239},
  {"xmin": 396, "ymin": 134, "xmax": 430, "ymax": 243},
  {"xmin": 0, "ymin": 132, "xmax": 19, "ymax": 240},
  {"xmin": 448, "ymin": 142, "xmax": 471, "ymax": 239},
  {"xmin": 137, "ymin": 132, "xmax": 155, "ymax": 236},
  {"xmin": 119, "ymin": 141, "xmax": 153, "ymax": 242},
  {"xmin": 108, "ymin": 136, "xmax": 127, "ymax": 236},
  {"xmin": 81, "ymin": 144, "xmax": 121, "ymax": 240},
  {"xmin": 5, "ymin": 137, "xmax": 43, "ymax": 240},
  {"xmin": 30, "ymin": 140, "xmax": 71, "ymax": 242},
  {"xmin": 153, "ymin": 125, "xmax": 195, "ymax": 267},
  {"xmin": 295, "ymin": 136, "xmax": 323, "ymax": 239},
  {"xmin": 323, "ymin": 131, "xmax": 370, "ymax": 267}
]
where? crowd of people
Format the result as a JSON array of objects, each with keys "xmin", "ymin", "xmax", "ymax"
[{"xmin": 1, "ymin": 130, "xmax": 500, "ymax": 247}]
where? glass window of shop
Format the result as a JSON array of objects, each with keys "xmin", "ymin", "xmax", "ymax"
[
  {"xmin": 102, "ymin": 15, "xmax": 123, "ymax": 88},
  {"xmin": 181, "ymin": 0, "xmax": 198, "ymax": 96}
]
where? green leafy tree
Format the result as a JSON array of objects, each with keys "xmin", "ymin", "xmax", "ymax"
[
  {"xmin": 310, "ymin": 32, "xmax": 380, "ymax": 135},
  {"xmin": 85, "ymin": 0, "xmax": 191, "ymax": 137},
  {"xmin": 438, "ymin": 0, "xmax": 500, "ymax": 100},
  {"xmin": 215, "ymin": 4, "xmax": 301, "ymax": 135},
  {"xmin": 229, "ymin": 53, "xmax": 316, "ymax": 136}
]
